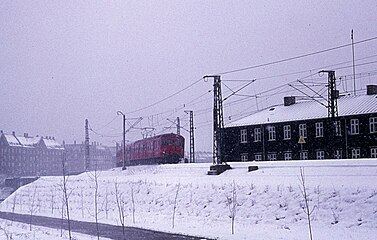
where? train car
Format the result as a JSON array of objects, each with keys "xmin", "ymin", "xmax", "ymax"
[{"xmin": 116, "ymin": 133, "xmax": 184, "ymax": 166}]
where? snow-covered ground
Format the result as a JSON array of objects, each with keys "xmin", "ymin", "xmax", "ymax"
[
  {"xmin": 0, "ymin": 219, "xmax": 111, "ymax": 240},
  {"xmin": 1, "ymin": 159, "xmax": 377, "ymax": 240}
]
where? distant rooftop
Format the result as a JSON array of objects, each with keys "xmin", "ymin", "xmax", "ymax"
[
  {"xmin": 0, "ymin": 132, "xmax": 63, "ymax": 150},
  {"xmin": 226, "ymin": 92, "xmax": 377, "ymax": 127}
]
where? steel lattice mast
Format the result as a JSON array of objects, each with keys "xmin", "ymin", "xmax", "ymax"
[{"xmin": 204, "ymin": 75, "xmax": 224, "ymax": 165}]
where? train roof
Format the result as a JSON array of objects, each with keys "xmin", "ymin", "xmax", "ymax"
[{"xmin": 129, "ymin": 133, "xmax": 183, "ymax": 145}]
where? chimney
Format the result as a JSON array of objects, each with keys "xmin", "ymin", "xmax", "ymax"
[
  {"xmin": 367, "ymin": 85, "xmax": 377, "ymax": 95},
  {"xmin": 24, "ymin": 133, "xmax": 28, "ymax": 138},
  {"xmin": 284, "ymin": 96, "xmax": 296, "ymax": 106},
  {"xmin": 74, "ymin": 140, "xmax": 76, "ymax": 145},
  {"xmin": 12, "ymin": 131, "xmax": 16, "ymax": 136}
]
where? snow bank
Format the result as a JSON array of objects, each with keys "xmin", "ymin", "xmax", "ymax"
[{"xmin": 1, "ymin": 159, "xmax": 377, "ymax": 239}]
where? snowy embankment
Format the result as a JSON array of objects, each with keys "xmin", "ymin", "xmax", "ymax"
[{"xmin": 1, "ymin": 159, "xmax": 377, "ymax": 240}]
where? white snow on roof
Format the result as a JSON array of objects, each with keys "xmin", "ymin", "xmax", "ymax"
[
  {"xmin": 1, "ymin": 133, "xmax": 63, "ymax": 149},
  {"xmin": 42, "ymin": 137, "xmax": 64, "ymax": 150},
  {"xmin": 227, "ymin": 93, "xmax": 377, "ymax": 127},
  {"xmin": 17, "ymin": 136, "xmax": 40, "ymax": 147},
  {"xmin": 3, "ymin": 134, "xmax": 22, "ymax": 147}
]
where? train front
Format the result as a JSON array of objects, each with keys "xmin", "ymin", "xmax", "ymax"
[{"xmin": 159, "ymin": 134, "xmax": 185, "ymax": 164}]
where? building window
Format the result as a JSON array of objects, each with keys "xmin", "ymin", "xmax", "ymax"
[
  {"xmin": 335, "ymin": 121, "xmax": 342, "ymax": 136},
  {"xmin": 334, "ymin": 149, "xmax": 342, "ymax": 159},
  {"xmin": 300, "ymin": 151, "xmax": 308, "ymax": 160},
  {"xmin": 299, "ymin": 124, "xmax": 307, "ymax": 138},
  {"xmin": 254, "ymin": 128, "xmax": 261, "ymax": 142},
  {"xmin": 240, "ymin": 129, "xmax": 247, "ymax": 143},
  {"xmin": 267, "ymin": 153, "xmax": 277, "ymax": 161},
  {"xmin": 316, "ymin": 150, "xmax": 325, "ymax": 160},
  {"xmin": 371, "ymin": 148, "xmax": 377, "ymax": 158},
  {"xmin": 268, "ymin": 126, "xmax": 276, "ymax": 141},
  {"xmin": 241, "ymin": 153, "xmax": 248, "ymax": 162},
  {"xmin": 284, "ymin": 152, "xmax": 292, "ymax": 161},
  {"xmin": 351, "ymin": 148, "xmax": 361, "ymax": 158},
  {"xmin": 370, "ymin": 117, "xmax": 377, "ymax": 133},
  {"xmin": 315, "ymin": 122, "xmax": 324, "ymax": 137},
  {"xmin": 283, "ymin": 125, "xmax": 291, "ymax": 140},
  {"xmin": 254, "ymin": 154, "xmax": 262, "ymax": 161},
  {"xmin": 350, "ymin": 119, "xmax": 359, "ymax": 135}
]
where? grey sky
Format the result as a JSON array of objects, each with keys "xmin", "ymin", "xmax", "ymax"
[{"xmin": 1, "ymin": 1, "xmax": 376, "ymax": 151}]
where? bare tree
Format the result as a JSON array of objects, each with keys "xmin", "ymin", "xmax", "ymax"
[
  {"xmin": 28, "ymin": 185, "xmax": 38, "ymax": 231},
  {"xmin": 50, "ymin": 188, "xmax": 55, "ymax": 214},
  {"xmin": 87, "ymin": 165, "xmax": 101, "ymax": 240},
  {"xmin": 61, "ymin": 190, "xmax": 64, "ymax": 237},
  {"xmin": 0, "ymin": 225, "xmax": 12, "ymax": 240},
  {"xmin": 11, "ymin": 192, "xmax": 17, "ymax": 213},
  {"xmin": 299, "ymin": 167, "xmax": 315, "ymax": 240},
  {"xmin": 80, "ymin": 187, "xmax": 85, "ymax": 218},
  {"xmin": 130, "ymin": 183, "xmax": 136, "ymax": 224},
  {"xmin": 172, "ymin": 182, "xmax": 181, "ymax": 228},
  {"xmin": 114, "ymin": 180, "xmax": 126, "ymax": 240},
  {"xmin": 225, "ymin": 180, "xmax": 238, "ymax": 235},
  {"xmin": 60, "ymin": 151, "xmax": 73, "ymax": 240},
  {"xmin": 104, "ymin": 186, "xmax": 109, "ymax": 220},
  {"xmin": 10, "ymin": 192, "xmax": 17, "ymax": 226}
]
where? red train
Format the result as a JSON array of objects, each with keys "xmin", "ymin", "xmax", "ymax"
[{"xmin": 116, "ymin": 133, "xmax": 185, "ymax": 166}]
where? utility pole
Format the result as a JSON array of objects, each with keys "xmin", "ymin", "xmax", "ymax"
[
  {"xmin": 185, "ymin": 110, "xmax": 195, "ymax": 163},
  {"xmin": 85, "ymin": 119, "xmax": 90, "ymax": 171},
  {"xmin": 204, "ymin": 75, "xmax": 224, "ymax": 165},
  {"xmin": 320, "ymin": 70, "xmax": 339, "ymax": 119},
  {"xmin": 117, "ymin": 111, "xmax": 126, "ymax": 170},
  {"xmin": 204, "ymin": 75, "xmax": 230, "ymax": 175},
  {"xmin": 176, "ymin": 117, "xmax": 180, "ymax": 135},
  {"xmin": 351, "ymin": 29, "xmax": 356, "ymax": 96}
]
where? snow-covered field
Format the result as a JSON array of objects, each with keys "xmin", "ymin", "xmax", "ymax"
[
  {"xmin": 0, "ymin": 219, "xmax": 111, "ymax": 240},
  {"xmin": 1, "ymin": 159, "xmax": 377, "ymax": 240}
]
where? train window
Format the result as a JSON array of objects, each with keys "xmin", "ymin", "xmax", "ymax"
[{"xmin": 161, "ymin": 138, "xmax": 184, "ymax": 146}]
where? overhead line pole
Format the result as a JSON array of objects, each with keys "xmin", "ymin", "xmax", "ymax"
[
  {"xmin": 319, "ymin": 70, "xmax": 339, "ymax": 119},
  {"xmin": 185, "ymin": 110, "xmax": 195, "ymax": 163},
  {"xmin": 117, "ymin": 111, "xmax": 127, "ymax": 170},
  {"xmin": 351, "ymin": 29, "xmax": 357, "ymax": 96},
  {"xmin": 204, "ymin": 75, "xmax": 224, "ymax": 165}
]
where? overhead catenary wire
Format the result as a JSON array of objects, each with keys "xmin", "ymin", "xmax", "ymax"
[
  {"xmin": 125, "ymin": 77, "xmax": 204, "ymax": 115},
  {"xmin": 216, "ymin": 35, "xmax": 377, "ymax": 75},
  {"xmin": 89, "ymin": 37, "xmax": 377, "ymax": 146},
  {"xmin": 128, "ymin": 54, "xmax": 377, "ymax": 126}
]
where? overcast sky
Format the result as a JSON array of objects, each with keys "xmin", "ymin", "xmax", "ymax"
[{"xmin": 1, "ymin": 1, "xmax": 377, "ymax": 151}]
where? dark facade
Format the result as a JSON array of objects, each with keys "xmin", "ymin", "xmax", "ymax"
[
  {"xmin": 0, "ymin": 132, "xmax": 64, "ymax": 176},
  {"xmin": 222, "ymin": 88, "xmax": 377, "ymax": 162}
]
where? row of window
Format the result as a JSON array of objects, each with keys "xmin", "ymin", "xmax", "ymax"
[
  {"xmin": 240, "ymin": 117, "xmax": 377, "ymax": 143},
  {"xmin": 0, "ymin": 148, "xmax": 63, "ymax": 155},
  {"xmin": 240, "ymin": 147, "xmax": 377, "ymax": 161}
]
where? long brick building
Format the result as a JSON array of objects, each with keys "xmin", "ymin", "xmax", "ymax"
[
  {"xmin": 0, "ymin": 132, "xmax": 64, "ymax": 176},
  {"xmin": 222, "ymin": 85, "xmax": 377, "ymax": 161},
  {"xmin": 0, "ymin": 132, "xmax": 117, "ymax": 177}
]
